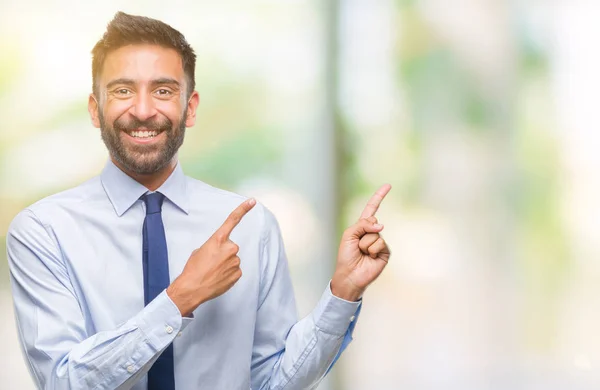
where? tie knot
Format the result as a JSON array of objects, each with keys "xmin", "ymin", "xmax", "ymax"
[{"xmin": 143, "ymin": 192, "xmax": 165, "ymax": 215}]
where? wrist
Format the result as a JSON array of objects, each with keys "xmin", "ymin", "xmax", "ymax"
[
  {"xmin": 330, "ymin": 273, "xmax": 363, "ymax": 302},
  {"xmin": 166, "ymin": 277, "xmax": 201, "ymax": 317}
]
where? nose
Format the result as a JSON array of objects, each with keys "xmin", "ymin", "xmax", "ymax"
[{"xmin": 129, "ymin": 91, "xmax": 157, "ymax": 122}]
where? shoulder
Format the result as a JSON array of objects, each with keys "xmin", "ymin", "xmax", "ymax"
[
  {"xmin": 185, "ymin": 176, "xmax": 247, "ymax": 205},
  {"xmin": 184, "ymin": 176, "xmax": 279, "ymax": 234},
  {"xmin": 9, "ymin": 176, "xmax": 102, "ymax": 230}
]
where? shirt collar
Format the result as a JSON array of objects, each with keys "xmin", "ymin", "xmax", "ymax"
[{"xmin": 101, "ymin": 159, "xmax": 189, "ymax": 216}]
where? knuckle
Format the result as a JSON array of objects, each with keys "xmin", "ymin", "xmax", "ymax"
[
  {"xmin": 230, "ymin": 212, "xmax": 241, "ymax": 223},
  {"xmin": 358, "ymin": 238, "xmax": 370, "ymax": 250},
  {"xmin": 354, "ymin": 217, "xmax": 374, "ymax": 230},
  {"xmin": 229, "ymin": 242, "xmax": 240, "ymax": 255},
  {"xmin": 234, "ymin": 268, "xmax": 243, "ymax": 280}
]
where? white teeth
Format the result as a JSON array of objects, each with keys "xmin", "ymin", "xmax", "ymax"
[{"xmin": 130, "ymin": 130, "xmax": 158, "ymax": 138}]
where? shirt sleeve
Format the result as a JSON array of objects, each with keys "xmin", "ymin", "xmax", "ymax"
[
  {"xmin": 7, "ymin": 209, "xmax": 192, "ymax": 390},
  {"xmin": 250, "ymin": 207, "xmax": 361, "ymax": 390}
]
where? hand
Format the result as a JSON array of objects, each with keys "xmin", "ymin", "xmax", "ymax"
[
  {"xmin": 167, "ymin": 198, "xmax": 256, "ymax": 316},
  {"xmin": 331, "ymin": 184, "xmax": 391, "ymax": 301}
]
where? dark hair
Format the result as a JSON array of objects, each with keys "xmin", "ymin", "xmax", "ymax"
[{"xmin": 91, "ymin": 12, "xmax": 196, "ymax": 97}]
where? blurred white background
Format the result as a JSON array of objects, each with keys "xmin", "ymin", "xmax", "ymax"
[{"xmin": 2, "ymin": 1, "xmax": 600, "ymax": 389}]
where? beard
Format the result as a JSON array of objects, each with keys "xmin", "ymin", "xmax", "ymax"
[{"xmin": 99, "ymin": 109, "xmax": 186, "ymax": 175}]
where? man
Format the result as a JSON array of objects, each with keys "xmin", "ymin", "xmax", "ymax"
[{"xmin": 7, "ymin": 12, "xmax": 391, "ymax": 390}]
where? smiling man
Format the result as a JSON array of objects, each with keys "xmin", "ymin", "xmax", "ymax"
[{"xmin": 7, "ymin": 12, "xmax": 391, "ymax": 390}]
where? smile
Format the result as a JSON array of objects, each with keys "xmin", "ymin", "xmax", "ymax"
[
  {"xmin": 122, "ymin": 130, "xmax": 165, "ymax": 144},
  {"xmin": 129, "ymin": 130, "xmax": 159, "ymax": 138}
]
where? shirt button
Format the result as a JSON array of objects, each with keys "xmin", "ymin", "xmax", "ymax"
[
  {"xmin": 349, "ymin": 316, "xmax": 356, "ymax": 322},
  {"xmin": 166, "ymin": 325, "xmax": 174, "ymax": 334},
  {"xmin": 126, "ymin": 365, "xmax": 135, "ymax": 373},
  {"xmin": 177, "ymin": 332, "xmax": 182, "ymax": 337}
]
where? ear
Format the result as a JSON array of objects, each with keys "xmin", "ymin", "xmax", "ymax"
[
  {"xmin": 88, "ymin": 94, "xmax": 101, "ymax": 128},
  {"xmin": 185, "ymin": 91, "xmax": 200, "ymax": 128}
]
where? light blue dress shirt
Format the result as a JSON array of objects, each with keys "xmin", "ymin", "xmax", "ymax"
[{"xmin": 7, "ymin": 160, "xmax": 361, "ymax": 390}]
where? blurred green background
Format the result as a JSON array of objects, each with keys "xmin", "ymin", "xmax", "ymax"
[{"xmin": 2, "ymin": 1, "xmax": 600, "ymax": 389}]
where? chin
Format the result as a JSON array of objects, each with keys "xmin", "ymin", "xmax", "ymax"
[{"xmin": 117, "ymin": 155, "xmax": 164, "ymax": 175}]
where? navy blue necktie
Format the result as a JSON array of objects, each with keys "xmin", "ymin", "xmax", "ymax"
[{"xmin": 142, "ymin": 192, "xmax": 175, "ymax": 390}]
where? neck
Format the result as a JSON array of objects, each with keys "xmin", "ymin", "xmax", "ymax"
[{"xmin": 111, "ymin": 157, "xmax": 178, "ymax": 191}]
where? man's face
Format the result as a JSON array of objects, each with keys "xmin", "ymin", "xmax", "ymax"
[{"xmin": 89, "ymin": 44, "xmax": 198, "ymax": 175}]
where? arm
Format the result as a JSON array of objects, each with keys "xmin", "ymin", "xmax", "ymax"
[
  {"xmin": 251, "ymin": 208, "xmax": 361, "ymax": 390},
  {"xmin": 7, "ymin": 209, "xmax": 189, "ymax": 390},
  {"xmin": 253, "ymin": 183, "xmax": 393, "ymax": 389}
]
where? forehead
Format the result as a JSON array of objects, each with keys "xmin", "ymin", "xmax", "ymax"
[{"xmin": 100, "ymin": 44, "xmax": 184, "ymax": 85}]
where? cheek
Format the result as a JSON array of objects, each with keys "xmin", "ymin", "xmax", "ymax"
[
  {"xmin": 103, "ymin": 100, "xmax": 132, "ymax": 123},
  {"xmin": 156, "ymin": 101, "xmax": 185, "ymax": 124}
]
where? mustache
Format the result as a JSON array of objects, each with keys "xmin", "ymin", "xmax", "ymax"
[{"xmin": 113, "ymin": 117, "xmax": 173, "ymax": 133}]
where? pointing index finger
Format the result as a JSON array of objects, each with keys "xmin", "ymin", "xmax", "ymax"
[
  {"xmin": 215, "ymin": 198, "xmax": 257, "ymax": 240},
  {"xmin": 360, "ymin": 184, "xmax": 391, "ymax": 219}
]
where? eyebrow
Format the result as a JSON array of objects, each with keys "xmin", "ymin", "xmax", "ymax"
[
  {"xmin": 151, "ymin": 78, "xmax": 181, "ymax": 88},
  {"xmin": 105, "ymin": 78, "xmax": 181, "ymax": 90}
]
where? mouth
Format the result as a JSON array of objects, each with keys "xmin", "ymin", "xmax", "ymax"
[{"xmin": 122, "ymin": 128, "xmax": 166, "ymax": 144}]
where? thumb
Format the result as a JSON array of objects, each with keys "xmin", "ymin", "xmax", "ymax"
[{"xmin": 345, "ymin": 218, "xmax": 384, "ymax": 240}]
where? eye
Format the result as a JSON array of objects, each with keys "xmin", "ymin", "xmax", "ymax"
[
  {"xmin": 114, "ymin": 88, "xmax": 132, "ymax": 96},
  {"xmin": 155, "ymin": 88, "xmax": 172, "ymax": 96}
]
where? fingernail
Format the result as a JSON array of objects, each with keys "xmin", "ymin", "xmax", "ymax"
[
  {"xmin": 374, "ymin": 223, "xmax": 383, "ymax": 229},
  {"xmin": 248, "ymin": 198, "xmax": 256, "ymax": 206}
]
